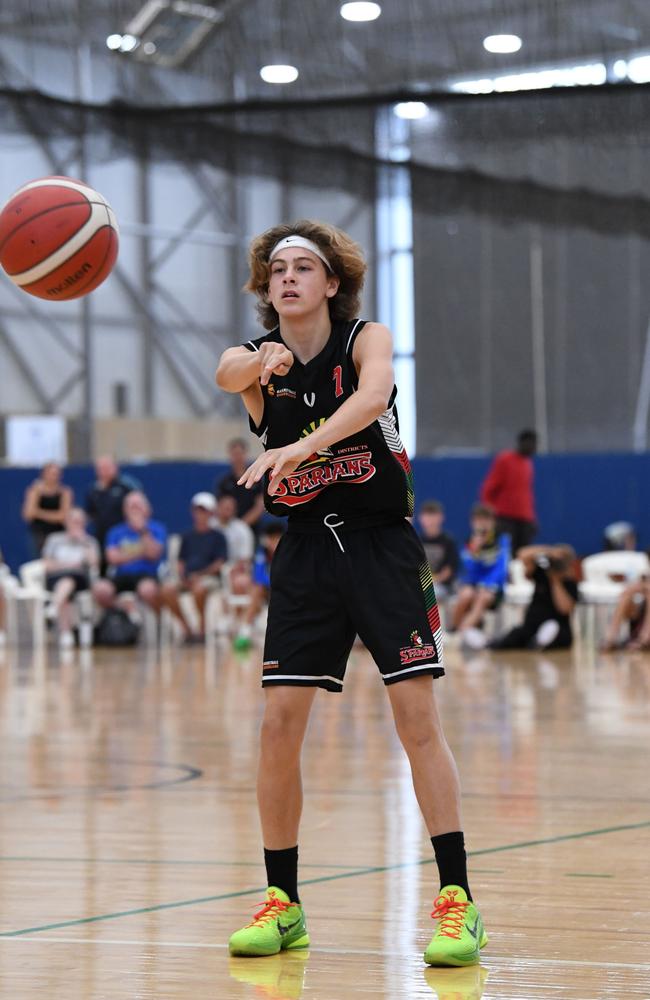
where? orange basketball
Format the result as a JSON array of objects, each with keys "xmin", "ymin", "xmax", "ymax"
[{"xmin": 0, "ymin": 175, "xmax": 119, "ymax": 301}]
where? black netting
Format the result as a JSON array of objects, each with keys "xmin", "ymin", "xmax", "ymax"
[{"xmin": 2, "ymin": 73, "xmax": 650, "ymax": 451}]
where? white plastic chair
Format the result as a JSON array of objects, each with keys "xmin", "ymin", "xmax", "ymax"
[
  {"xmin": 501, "ymin": 558, "xmax": 536, "ymax": 631},
  {"xmin": 505, "ymin": 558, "xmax": 535, "ymax": 605},
  {"xmin": 206, "ymin": 561, "xmax": 251, "ymax": 638},
  {"xmin": 580, "ymin": 551, "xmax": 649, "ymax": 601},
  {"xmin": 579, "ymin": 551, "xmax": 650, "ymax": 640},
  {"xmin": 2, "ymin": 559, "xmax": 48, "ymax": 647}
]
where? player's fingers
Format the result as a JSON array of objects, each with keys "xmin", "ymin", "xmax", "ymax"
[
  {"xmin": 260, "ymin": 365, "xmax": 274, "ymax": 386},
  {"xmin": 267, "ymin": 467, "xmax": 285, "ymax": 496},
  {"xmin": 268, "ymin": 456, "xmax": 298, "ymax": 495},
  {"xmin": 252, "ymin": 454, "xmax": 276, "ymax": 483},
  {"xmin": 237, "ymin": 458, "xmax": 266, "ymax": 487}
]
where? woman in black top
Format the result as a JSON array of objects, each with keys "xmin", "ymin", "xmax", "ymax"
[{"xmin": 21, "ymin": 462, "xmax": 73, "ymax": 555}]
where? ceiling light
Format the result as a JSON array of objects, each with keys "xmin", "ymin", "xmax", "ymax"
[
  {"xmin": 143, "ymin": 41, "xmax": 157, "ymax": 55},
  {"xmin": 260, "ymin": 64, "xmax": 299, "ymax": 84},
  {"xmin": 454, "ymin": 61, "xmax": 607, "ymax": 94},
  {"xmin": 106, "ymin": 34, "xmax": 123, "ymax": 50},
  {"xmin": 612, "ymin": 59, "xmax": 627, "ymax": 80},
  {"xmin": 393, "ymin": 101, "xmax": 429, "ymax": 120},
  {"xmin": 119, "ymin": 33, "xmax": 139, "ymax": 52},
  {"xmin": 483, "ymin": 34, "xmax": 522, "ymax": 54},
  {"xmin": 627, "ymin": 55, "xmax": 650, "ymax": 83},
  {"xmin": 340, "ymin": 2, "xmax": 381, "ymax": 22}
]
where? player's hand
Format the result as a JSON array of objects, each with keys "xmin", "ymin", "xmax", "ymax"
[
  {"xmin": 238, "ymin": 439, "xmax": 312, "ymax": 496},
  {"xmin": 258, "ymin": 342, "xmax": 294, "ymax": 386}
]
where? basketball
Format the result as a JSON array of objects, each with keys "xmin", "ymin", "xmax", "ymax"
[{"xmin": 0, "ymin": 175, "xmax": 119, "ymax": 301}]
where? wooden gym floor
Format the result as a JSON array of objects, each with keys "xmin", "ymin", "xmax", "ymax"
[{"xmin": 0, "ymin": 636, "xmax": 648, "ymax": 999}]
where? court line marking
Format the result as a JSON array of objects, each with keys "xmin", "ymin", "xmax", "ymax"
[
  {"xmin": 566, "ymin": 872, "xmax": 613, "ymax": 879},
  {"xmin": 1, "ymin": 817, "xmax": 648, "ymax": 938},
  {"xmin": 0, "ymin": 855, "xmax": 504, "ymax": 874},
  {"xmin": 0, "ymin": 937, "xmax": 648, "ymax": 973}
]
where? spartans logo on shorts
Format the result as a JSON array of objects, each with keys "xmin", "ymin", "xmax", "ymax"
[{"xmin": 399, "ymin": 629, "xmax": 435, "ymax": 665}]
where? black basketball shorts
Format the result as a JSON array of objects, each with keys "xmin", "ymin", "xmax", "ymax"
[{"xmin": 262, "ymin": 518, "xmax": 444, "ymax": 692}]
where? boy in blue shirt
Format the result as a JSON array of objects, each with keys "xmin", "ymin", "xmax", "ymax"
[{"xmin": 451, "ymin": 503, "xmax": 510, "ymax": 649}]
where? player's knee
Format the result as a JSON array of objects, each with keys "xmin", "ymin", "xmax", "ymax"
[
  {"xmin": 394, "ymin": 707, "xmax": 439, "ymax": 751},
  {"xmin": 260, "ymin": 706, "xmax": 304, "ymax": 751}
]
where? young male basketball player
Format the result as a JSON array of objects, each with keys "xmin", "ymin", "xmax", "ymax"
[{"xmin": 215, "ymin": 221, "xmax": 488, "ymax": 967}]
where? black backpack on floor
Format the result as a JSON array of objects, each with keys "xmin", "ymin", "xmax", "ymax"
[{"xmin": 94, "ymin": 608, "xmax": 140, "ymax": 646}]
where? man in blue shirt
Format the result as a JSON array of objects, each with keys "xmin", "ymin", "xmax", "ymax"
[
  {"xmin": 92, "ymin": 491, "xmax": 167, "ymax": 617},
  {"xmin": 160, "ymin": 493, "xmax": 228, "ymax": 642},
  {"xmin": 451, "ymin": 503, "xmax": 510, "ymax": 649}
]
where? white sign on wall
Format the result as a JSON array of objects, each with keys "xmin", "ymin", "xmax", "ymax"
[{"xmin": 6, "ymin": 415, "xmax": 67, "ymax": 466}]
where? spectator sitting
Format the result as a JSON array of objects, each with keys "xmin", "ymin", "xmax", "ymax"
[
  {"xmin": 480, "ymin": 429, "xmax": 537, "ymax": 555},
  {"xmin": 92, "ymin": 492, "xmax": 166, "ymax": 619},
  {"xmin": 601, "ymin": 576, "xmax": 650, "ymax": 651},
  {"xmin": 43, "ymin": 508, "xmax": 100, "ymax": 649},
  {"xmin": 216, "ymin": 438, "xmax": 265, "ymax": 535},
  {"xmin": 215, "ymin": 493, "xmax": 255, "ymax": 562},
  {"xmin": 603, "ymin": 521, "xmax": 636, "ymax": 552},
  {"xmin": 234, "ymin": 522, "xmax": 285, "ymax": 651},
  {"xmin": 490, "ymin": 545, "xmax": 578, "ymax": 651},
  {"xmin": 417, "ymin": 500, "xmax": 459, "ymax": 602},
  {"xmin": 22, "ymin": 461, "xmax": 73, "ymax": 555},
  {"xmin": 85, "ymin": 455, "xmax": 139, "ymax": 570},
  {"xmin": 451, "ymin": 504, "xmax": 510, "ymax": 649},
  {"xmin": 160, "ymin": 493, "xmax": 228, "ymax": 643}
]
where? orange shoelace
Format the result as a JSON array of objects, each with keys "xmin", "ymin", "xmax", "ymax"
[
  {"xmin": 430, "ymin": 893, "xmax": 470, "ymax": 940},
  {"xmin": 248, "ymin": 896, "xmax": 292, "ymax": 927}
]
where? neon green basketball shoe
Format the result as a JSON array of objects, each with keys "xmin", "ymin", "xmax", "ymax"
[
  {"xmin": 228, "ymin": 887, "xmax": 309, "ymax": 957},
  {"xmin": 424, "ymin": 886, "xmax": 488, "ymax": 967}
]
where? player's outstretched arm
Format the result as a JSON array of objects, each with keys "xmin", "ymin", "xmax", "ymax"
[
  {"xmin": 297, "ymin": 321, "xmax": 395, "ymax": 453},
  {"xmin": 215, "ymin": 346, "xmax": 263, "ymax": 394}
]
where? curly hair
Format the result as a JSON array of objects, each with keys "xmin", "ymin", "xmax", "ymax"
[{"xmin": 245, "ymin": 220, "xmax": 367, "ymax": 330}]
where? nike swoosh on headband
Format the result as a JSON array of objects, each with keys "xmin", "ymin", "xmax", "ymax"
[{"xmin": 269, "ymin": 235, "xmax": 333, "ymax": 272}]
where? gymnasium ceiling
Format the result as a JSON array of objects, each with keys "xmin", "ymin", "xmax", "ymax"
[{"xmin": 0, "ymin": 0, "xmax": 649, "ymax": 105}]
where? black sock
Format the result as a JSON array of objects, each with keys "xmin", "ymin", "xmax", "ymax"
[
  {"xmin": 264, "ymin": 846, "xmax": 300, "ymax": 903},
  {"xmin": 431, "ymin": 831, "xmax": 472, "ymax": 901}
]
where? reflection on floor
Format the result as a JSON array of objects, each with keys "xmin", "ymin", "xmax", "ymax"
[{"xmin": 0, "ymin": 635, "xmax": 648, "ymax": 998}]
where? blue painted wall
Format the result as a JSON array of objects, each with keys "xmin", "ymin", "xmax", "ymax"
[{"xmin": 1, "ymin": 454, "xmax": 649, "ymax": 571}]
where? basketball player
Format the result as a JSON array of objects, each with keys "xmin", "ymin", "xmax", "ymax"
[{"xmin": 216, "ymin": 221, "xmax": 488, "ymax": 967}]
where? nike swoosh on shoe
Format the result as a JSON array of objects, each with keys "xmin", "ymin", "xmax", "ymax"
[{"xmin": 278, "ymin": 918, "xmax": 302, "ymax": 936}]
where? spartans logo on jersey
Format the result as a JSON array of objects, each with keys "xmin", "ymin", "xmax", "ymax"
[{"xmin": 272, "ymin": 418, "xmax": 377, "ymax": 507}]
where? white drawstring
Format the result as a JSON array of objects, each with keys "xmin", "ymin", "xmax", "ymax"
[{"xmin": 323, "ymin": 513, "xmax": 345, "ymax": 553}]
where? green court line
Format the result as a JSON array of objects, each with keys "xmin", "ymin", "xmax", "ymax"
[
  {"xmin": 1, "ymin": 818, "xmax": 648, "ymax": 939},
  {"xmin": 0, "ymin": 856, "xmax": 505, "ymax": 874},
  {"xmin": 565, "ymin": 873, "xmax": 613, "ymax": 879}
]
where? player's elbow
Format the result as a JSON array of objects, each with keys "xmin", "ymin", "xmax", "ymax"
[
  {"xmin": 363, "ymin": 386, "xmax": 391, "ymax": 419},
  {"xmin": 215, "ymin": 359, "xmax": 231, "ymax": 391},
  {"xmin": 215, "ymin": 349, "xmax": 241, "ymax": 391}
]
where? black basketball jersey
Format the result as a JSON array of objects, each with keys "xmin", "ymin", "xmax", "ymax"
[{"xmin": 243, "ymin": 319, "xmax": 414, "ymax": 524}]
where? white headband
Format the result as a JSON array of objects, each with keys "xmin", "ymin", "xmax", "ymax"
[{"xmin": 269, "ymin": 235, "xmax": 333, "ymax": 272}]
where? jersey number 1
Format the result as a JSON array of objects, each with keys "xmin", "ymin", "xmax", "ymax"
[{"xmin": 333, "ymin": 364, "xmax": 343, "ymax": 398}]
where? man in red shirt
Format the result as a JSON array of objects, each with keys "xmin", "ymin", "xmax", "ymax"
[{"xmin": 480, "ymin": 430, "xmax": 538, "ymax": 555}]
